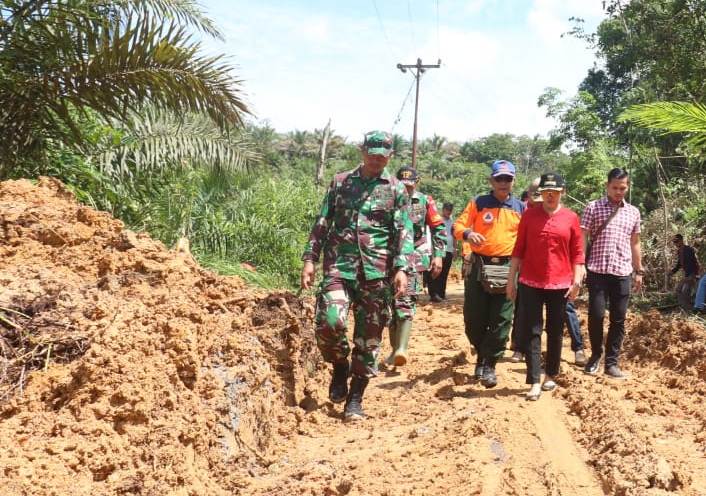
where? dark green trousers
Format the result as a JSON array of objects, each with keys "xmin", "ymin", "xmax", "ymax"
[{"xmin": 463, "ymin": 259, "xmax": 514, "ymax": 361}]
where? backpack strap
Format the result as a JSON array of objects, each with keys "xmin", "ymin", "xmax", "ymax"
[{"xmin": 592, "ymin": 203, "xmax": 621, "ymax": 241}]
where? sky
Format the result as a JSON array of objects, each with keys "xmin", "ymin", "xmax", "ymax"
[{"xmin": 199, "ymin": 0, "xmax": 606, "ymax": 142}]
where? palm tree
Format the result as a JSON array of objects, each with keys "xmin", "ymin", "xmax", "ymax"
[
  {"xmin": 619, "ymin": 101, "xmax": 706, "ymax": 151},
  {"xmin": 391, "ymin": 133, "xmax": 410, "ymax": 157},
  {"xmin": 282, "ymin": 130, "xmax": 316, "ymax": 158},
  {"xmin": 0, "ymin": 0, "xmax": 250, "ymax": 173},
  {"xmin": 94, "ymin": 108, "xmax": 261, "ymax": 175},
  {"xmin": 429, "ymin": 134, "xmax": 447, "ymax": 153}
]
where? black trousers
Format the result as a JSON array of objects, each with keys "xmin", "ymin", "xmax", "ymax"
[
  {"xmin": 587, "ymin": 271, "xmax": 631, "ymax": 368},
  {"xmin": 429, "ymin": 252, "xmax": 453, "ymax": 298},
  {"xmin": 518, "ymin": 283, "xmax": 567, "ymax": 384},
  {"xmin": 509, "ymin": 290, "xmax": 523, "ymax": 352}
]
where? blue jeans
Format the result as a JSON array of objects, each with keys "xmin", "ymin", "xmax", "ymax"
[
  {"xmin": 565, "ymin": 301, "xmax": 583, "ymax": 351},
  {"xmin": 694, "ymin": 275, "xmax": 706, "ymax": 310}
]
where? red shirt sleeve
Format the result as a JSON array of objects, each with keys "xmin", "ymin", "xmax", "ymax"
[
  {"xmin": 570, "ymin": 212, "xmax": 585, "ymax": 265},
  {"xmin": 512, "ymin": 210, "xmax": 529, "ymax": 259},
  {"xmin": 425, "ymin": 195, "xmax": 444, "ymax": 227}
]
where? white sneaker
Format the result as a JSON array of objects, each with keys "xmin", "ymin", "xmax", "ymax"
[
  {"xmin": 541, "ymin": 378, "xmax": 557, "ymax": 391},
  {"xmin": 510, "ymin": 351, "xmax": 524, "ymax": 363},
  {"xmin": 526, "ymin": 383, "xmax": 541, "ymax": 401},
  {"xmin": 574, "ymin": 350, "xmax": 587, "ymax": 366}
]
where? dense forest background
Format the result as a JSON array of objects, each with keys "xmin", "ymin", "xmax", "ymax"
[{"xmin": 2, "ymin": 0, "xmax": 705, "ymax": 292}]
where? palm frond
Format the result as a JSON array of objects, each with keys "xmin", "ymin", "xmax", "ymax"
[
  {"xmin": 619, "ymin": 101, "xmax": 706, "ymax": 149},
  {"xmin": 117, "ymin": 0, "xmax": 224, "ymax": 39},
  {"xmin": 0, "ymin": 1, "xmax": 247, "ymax": 167},
  {"xmin": 93, "ymin": 108, "xmax": 260, "ymax": 174}
]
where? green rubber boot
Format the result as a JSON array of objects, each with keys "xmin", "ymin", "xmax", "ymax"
[
  {"xmin": 385, "ymin": 321, "xmax": 399, "ymax": 365},
  {"xmin": 392, "ymin": 319, "xmax": 413, "ymax": 366}
]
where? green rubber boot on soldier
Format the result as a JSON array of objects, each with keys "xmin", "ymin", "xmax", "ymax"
[
  {"xmin": 384, "ymin": 321, "xmax": 400, "ymax": 366},
  {"xmin": 392, "ymin": 319, "xmax": 413, "ymax": 366},
  {"xmin": 344, "ymin": 375, "xmax": 369, "ymax": 422}
]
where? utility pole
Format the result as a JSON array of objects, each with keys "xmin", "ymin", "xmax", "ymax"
[{"xmin": 396, "ymin": 58, "xmax": 441, "ymax": 169}]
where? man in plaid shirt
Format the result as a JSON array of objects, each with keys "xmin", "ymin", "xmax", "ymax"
[{"xmin": 581, "ymin": 168, "xmax": 644, "ymax": 379}]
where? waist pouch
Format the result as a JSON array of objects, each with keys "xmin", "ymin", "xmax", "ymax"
[
  {"xmin": 462, "ymin": 254, "xmax": 473, "ymax": 278},
  {"xmin": 477, "ymin": 257, "xmax": 510, "ymax": 294}
]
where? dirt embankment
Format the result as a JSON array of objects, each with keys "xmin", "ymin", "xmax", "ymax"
[
  {"xmin": 2, "ymin": 177, "xmax": 706, "ymax": 496},
  {"xmin": 0, "ymin": 178, "xmax": 327, "ymax": 495},
  {"xmin": 556, "ymin": 309, "xmax": 706, "ymax": 495}
]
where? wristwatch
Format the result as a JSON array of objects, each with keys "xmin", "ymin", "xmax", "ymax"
[{"xmin": 634, "ymin": 269, "xmax": 645, "ymax": 276}]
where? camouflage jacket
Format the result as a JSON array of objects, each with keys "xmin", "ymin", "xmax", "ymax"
[
  {"xmin": 408, "ymin": 190, "xmax": 447, "ymax": 272},
  {"xmin": 302, "ymin": 166, "xmax": 415, "ymax": 280}
]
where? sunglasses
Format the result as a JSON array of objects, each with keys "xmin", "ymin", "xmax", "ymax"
[
  {"xmin": 365, "ymin": 141, "xmax": 393, "ymax": 149},
  {"xmin": 493, "ymin": 175, "xmax": 514, "ymax": 183}
]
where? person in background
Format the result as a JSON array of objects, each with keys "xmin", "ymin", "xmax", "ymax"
[
  {"xmin": 670, "ymin": 234, "xmax": 700, "ymax": 311},
  {"xmin": 693, "ymin": 273, "xmax": 706, "ymax": 313},
  {"xmin": 507, "ymin": 172, "xmax": 584, "ymax": 400},
  {"xmin": 428, "ymin": 202, "xmax": 455, "ymax": 302},
  {"xmin": 453, "ymin": 160, "xmax": 524, "ymax": 388},
  {"xmin": 386, "ymin": 166, "xmax": 446, "ymax": 366},
  {"xmin": 581, "ymin": 168, "xmax": 643, "ymax": 380},
  {"xmin": 300, "ymin": 130, "xmax": 414, "ymax": 421}
]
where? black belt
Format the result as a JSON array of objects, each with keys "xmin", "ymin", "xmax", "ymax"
[{"xmin": 476, "ymin": 255, "xmax": 510, "ymax": 265}]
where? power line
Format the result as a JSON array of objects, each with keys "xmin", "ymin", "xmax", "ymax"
[
  {"xmin": 436, "ymin": 0, "xmax": 441, "ymax": 60},
  {"xmin": 392, "ymin": 75, "xmax": 418, "ymax": 132},
  {"xmin": 371, "ymin": 0, "xmax": 395, "ymax": 60},
  {"xmin": 407, "ymin": 0, "xmax": 417, "ymax": 54}
]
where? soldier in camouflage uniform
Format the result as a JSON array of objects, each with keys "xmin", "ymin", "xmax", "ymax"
[
  {"xmin": 301, "ymin": 130, "xmax": 415, "ymax": 422},
  {"xmin": 386, "ymin": 166, "xmax": 446, "ymax": 367}
]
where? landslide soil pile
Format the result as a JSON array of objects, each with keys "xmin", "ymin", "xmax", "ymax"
[
  {"xmin": 556, "ymin": 309, "xmax": 706, "ymax": 495},
  {"xmin": 0, "ymin": 178, "xmax": 326, "ymax": 496}
]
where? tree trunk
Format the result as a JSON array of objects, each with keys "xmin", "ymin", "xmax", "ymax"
[
  {"xmin": 654, "ymin": 148, "xmax": 670, "ymax": 291},
  {"xmin": 316, "ymin": 119, "xmax": 331, "ymax": 186}
]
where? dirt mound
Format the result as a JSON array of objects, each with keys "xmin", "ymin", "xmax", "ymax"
[
  {"xmin": 624, "ymin": 310, "xmax": 706, "ymax": 381},
  {"xmin": 555, "ymin": 309, "xmax": 706, "ymax": 495},
  {"xmin": 0, "ymin": 178, "xmax": 325, "ymax": 495}
]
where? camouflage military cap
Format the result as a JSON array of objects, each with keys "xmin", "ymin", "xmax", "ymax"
[{"xmin": 363, "ymin": 130, "xmax": 393, "ymax": 157}]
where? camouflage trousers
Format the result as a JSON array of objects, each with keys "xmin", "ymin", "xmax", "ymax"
[
  {"xmin": 315, "ymin": 275, "xmax": 393, "ymax": 377},
  {"xmin": 393, "ymin": 271, "xmax": 423, "ymax": 323}
]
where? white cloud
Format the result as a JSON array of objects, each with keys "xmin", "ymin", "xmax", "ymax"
[{"xmin": 201, "ymin": 1, "xmax": 605, "ymax": 142}]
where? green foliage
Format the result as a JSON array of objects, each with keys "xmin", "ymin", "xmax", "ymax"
[
  {"xmin": 550, "ymin": 1, "xmax": 706, "ymax": 290},
  {"xmin": 0, "ymin": 0, "xmax": 249, "ymax": 169},
  {"xmin": 539, "ymin": 89, "xmax": 605, "ymax": 150},
  {"xmin": 196, "ymin": 255, "xmax": 284, "ymax": 289},
  {"xmin": 95, "ymin": 108, "xmax": 261, "ymax": 175},
  {"xmin": 619, "ymin": 101, "xmax": 706, "ymax": 151},
  {"xmin": 120, "ymin": 168, "xmax": 321, "ymax": 288},
  {"xmin": 560, "ymin": 139, "xmax": 627, "ymax": 209}
]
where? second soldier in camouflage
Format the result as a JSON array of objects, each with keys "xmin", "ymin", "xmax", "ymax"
[{"xmin": 386, "ymin": 166, "xmax": 446, "ymax": 366}]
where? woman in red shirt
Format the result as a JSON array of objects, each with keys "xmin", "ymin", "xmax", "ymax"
[{"xmin": 507, "ymin": 172, "xmax": 585, "ymax": 400}]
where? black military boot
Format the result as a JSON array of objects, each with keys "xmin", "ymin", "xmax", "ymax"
[
  {"xmin": 473, "ymin": 357, "xmax": 486, "ymax": 380},
  {"xmin": 329, "ymin": 361, "xmax": 349, "ymax": 404},
  {"xmin": 481, "ymin": 359, "xmax": 498, "ymax": 389},
  {"xmin": 343, "ymin": 375, "xmax": 369, "ymax": 422}
]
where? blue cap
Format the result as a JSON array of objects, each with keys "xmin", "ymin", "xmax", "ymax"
[{"xmin": 490, "ymin": 160, "xmax": 516, "ymax": 177}]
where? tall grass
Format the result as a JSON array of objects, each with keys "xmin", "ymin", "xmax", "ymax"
[{"xmin": 131, "ymin": 168, "xmax": 321, "ymax": 288}]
